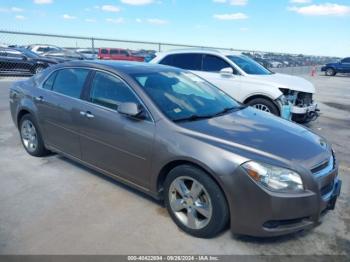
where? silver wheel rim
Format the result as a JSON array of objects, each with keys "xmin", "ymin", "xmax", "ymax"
[
  {"xmin": 253, "ymin": 104, "xmax": 271, "ymax": 112},
  {"xmin": 168, "ymin": 176, "xmax": 212, "ymax": 230},
  {"xmin": 21, "ymin": 120, "xmax": 38, "ymax": 152},
  {"xmin": 326, "ymin": 69, "xmax": 333, "ymax": 76}
]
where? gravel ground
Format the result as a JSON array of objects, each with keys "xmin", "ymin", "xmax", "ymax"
[{"xmin": 0, "ymin": 73, "xmax": 349, "ymax": 255}]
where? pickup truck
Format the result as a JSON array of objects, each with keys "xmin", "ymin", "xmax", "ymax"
[
  {"xmin": 98, "ymin": 48, "xmax": 144, "ymax": 62},
  {"xmin": 321, "ymin": 57, "xmax": 350, "ymax": 76}
]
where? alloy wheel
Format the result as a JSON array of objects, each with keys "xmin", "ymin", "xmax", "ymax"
[
  {"xmin": 168, "ymin": 176, "xmax": 213, "ymax": 230},
  {"xmin": 21, "ymin": 120, "xmax": 38, "ymax": 153},
  {"xmin": 252, "ymin": 104, "xmax": 271, "ymax": 112}
]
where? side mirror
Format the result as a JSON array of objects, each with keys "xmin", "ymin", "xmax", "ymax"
[
  {"xmin": 220, "ymin": 67, "xmax": 234, "ymax": 76},
  {"xmin": 117, "ymin": 102, "xmax": 143, "ymax": 119}
]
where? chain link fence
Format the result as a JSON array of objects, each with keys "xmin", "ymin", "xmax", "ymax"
[{"xmin": 0, "ymin": 30, "xmax": 336, "ymax": 77}]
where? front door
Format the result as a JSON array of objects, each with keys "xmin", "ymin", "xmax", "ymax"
[{"xmin": 77, "ymin": 71, "xmax": 155, "ymax": 188}]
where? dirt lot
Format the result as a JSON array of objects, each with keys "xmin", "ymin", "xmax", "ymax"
[{"xmin": 0, "ymin": 73, "xmax": 349, "ymax": 255}]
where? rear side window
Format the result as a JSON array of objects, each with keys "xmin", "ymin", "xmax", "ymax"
[
  {"xmin": 160, "ymin": 54, "xmax": 202, "ymax": 70},
  {"xmin": 120, "ymin": 50, "xmax": 128, "ymax": 56},
  {"xmin": 52, "ymin": 68, "xmax": 89, "ymax": 98},
  {"xmin": 110, "ymin": 49, "xmax": 119, "ymax": 55},
  {"xmin": 101, "ymin": 49, "xmax": 108, "ymax": 54},
  {"xmin": 342, "ymin": 58, "xmax": 350, "ymax": 63},
  {"xmin": 202, "ymin": 55, "xmax": 231, "ymax": 72},
  {"xmin": 90, "ymin": 71, "xmax": 139, "ymax": 110},
  {"xmin": 42, "ymin": 71, "xmax": 58, "ymax": 90}
]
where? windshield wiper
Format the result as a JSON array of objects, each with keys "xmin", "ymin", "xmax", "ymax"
[
  {"xmin": 173, "ymin": 114, "xmax": 213, "ymax": 123},
  {"xmin": 213, "ymin": 105, "xmax": 247, "ymax": 117}
]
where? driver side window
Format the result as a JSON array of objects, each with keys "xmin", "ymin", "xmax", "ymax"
[{"xmin": 202, "ymin": 55, "xmax": 238, "ymax": 74}]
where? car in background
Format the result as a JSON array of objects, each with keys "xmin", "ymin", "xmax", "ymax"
[
  {"xmin": 41, "ymin": 50, "xmax": 88, "ymax": 62},
  {"xmin": 151, "ymin": 49, "xmax": 319, "ymax": 123},
  {"xmin": 0, "ymin": 47, "xmax": 57, "ymax": 75},
  {"xmin": 98, "ymin": 48, "xmax": 144, "ymax": 62},
  {"xmin": 321, "ymin": 57, "xmax": 350, "ymax": 76},
  {"xmin": 76, "ymin": 48, "xmax": 98, "ymax": 60},
  {"xmin": 27, "ymin": 44, "xmax": 62, "ymax": 55}
]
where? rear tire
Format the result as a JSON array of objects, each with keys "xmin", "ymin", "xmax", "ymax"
[
  {"xmin": 325, "ymin": 68, "xmax": 336, "ymax": 76},
  {"xmin": 247, "ymin": 98, "xmax": 279, "ymax": 116},
  {"xmin": 19, "ymin": 114, "xmax": 50, "ymax": 157},
  {"xmin": 164, "ymin": 165, "xmax": 229, "ymax": 238}
]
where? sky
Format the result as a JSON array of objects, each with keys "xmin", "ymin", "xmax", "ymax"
[{"xmin": 0, "ymin": 0, "xmax": 349, "ymax": 57}]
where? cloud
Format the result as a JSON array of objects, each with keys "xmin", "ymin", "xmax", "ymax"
[
  {"xmin": 289, "ymin": 0, "xmax": 312, "ymax": 3},
  {"xmin": 101, "ymin": 5, "xmax": 120, "ymax": 12},
  {"xmin": 85, "ymin": 18, "xmax": 96, "ymax": 23},
  {"xmin": 213, "ymin": 12, "xmax": 248, "ymax": 20},
  {"xmin": 147, "ymin": 18, "xmax": 168, "ymax": 24},
  {"xmin": 62, "ymin": 14, "xmax": 76, "ymax": 20},
  {"xmin": 0, "ymin": 7, "xmax": 24, "ymax": 12},
  {"xmin": 121, "ymin": 0, "xmax": 154, "ymax": 5},
  {"xmin": 15, "ymin": 15, "xmax": 26, "ymax": 20},
  {"xmin": 136, "ymin": 18, "xmax": 142, "ymax": 23},
  {"xmin": 289, "ymin": 3, "xmax": 350, "ymax": 16},
  {"xmin": 11, "ymin": 7, "xmax": 24, "ymax": 12},
  {"xmin": 213, "ymin": 0, "xmax": 248, "ymax": 6},
  {"xmin": 33, "ymin": 0, "xmax": 53, "ymax": 4},
  {"xmin": 106, "ymin": 17, "xmax": 124, "ymax": 24}
]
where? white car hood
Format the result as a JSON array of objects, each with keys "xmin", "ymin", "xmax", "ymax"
[{"xmin": 246, "ymin": 73, "xmax": 315, "ymax": 94}]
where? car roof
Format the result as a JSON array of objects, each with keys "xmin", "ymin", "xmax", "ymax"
[
  {"xmin": 157, "ymin": 48, "xmax": 243, "ymax": 57},
  {"xmin": 51, "ymin": 60, "xmax": 181, "ymax": 75}
]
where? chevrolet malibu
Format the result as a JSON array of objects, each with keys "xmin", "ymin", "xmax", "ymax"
[{"xmin": 9, "ymin": 61, "xmax": 341, "ymax": 238}]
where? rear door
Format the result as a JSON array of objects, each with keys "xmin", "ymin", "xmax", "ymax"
[
  {"xmin": 35, "ymin": 68, "xmax": 90, "ymax": 158},
  {"xmin": 110, "ymin": 49, "xmax": 121, "ymax": 60},
  {"xmin": 77, "ymin": 70, "xmax": 155, "ymax": 188}
]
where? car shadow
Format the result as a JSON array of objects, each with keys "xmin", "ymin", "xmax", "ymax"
[{"xmin": 232, "ymin": 229, "xmax": 311, "ymax": 243}]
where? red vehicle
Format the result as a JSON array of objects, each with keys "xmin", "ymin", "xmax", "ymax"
[{"xmin": 98, "ymin": 48, "xmax": 144, "ymax": 62}]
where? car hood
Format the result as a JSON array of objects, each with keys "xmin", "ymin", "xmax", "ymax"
[
  {"xmin": 178, "ymin": 108, "xmax": 330, "ymax": 170},
  {"xmin": 245, "ymin": 73, "xmax": 315, "ymax": 93}
]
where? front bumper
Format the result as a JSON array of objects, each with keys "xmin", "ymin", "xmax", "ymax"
[
  {"xmin": 224, "ymin": 165, "xmax": 341, "ymax": 237},
  {"xmin": 291, "ymin": 103, "xmax": 318, "ymax": 115}
]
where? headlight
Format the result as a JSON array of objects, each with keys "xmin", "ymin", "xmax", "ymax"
[{"xmin": 242, "ymin": 161, "xmax": 304, "ymax": 192}]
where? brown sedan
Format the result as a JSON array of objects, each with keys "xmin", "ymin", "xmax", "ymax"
[{"xmin": 9, "ymin": 61, "xmax": 341, "ymax": 238}]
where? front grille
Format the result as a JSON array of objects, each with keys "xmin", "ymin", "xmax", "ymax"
[
  {"xmin": 311, "ymin": 159, "xmax": 330, "ymax": 174},
  {"xmin": 296, "ymin": 92, "xmax": 313, "ymax": 107}
]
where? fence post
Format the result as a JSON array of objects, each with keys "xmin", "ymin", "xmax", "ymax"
[
  {"xmin": 91, "ymin": 37, "xmax": 95, "ymax": 53},
  {"xmin": 158, "ymin": 43, "xmax": 161, "ymax": 52}
]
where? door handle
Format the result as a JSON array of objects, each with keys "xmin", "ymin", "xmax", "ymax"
[
  {"xmin": 85, "ymin": 111, "xmax": 95, "ymax": 119},
  {"xmin": 80, "ymin": 111, "xmax": 94, "ymax": 119},
  {"xmin": 34, "ymin": 96, "xmax": 44, "ymax": 102}
]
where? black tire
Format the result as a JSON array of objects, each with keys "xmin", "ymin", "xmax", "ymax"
[
  {"xmin": 246, "ymin": 98, "xmax": 280, "ymax": 116},
  {"xmin": 325, "ymin": 68, "xmax": 336, "ymax": 76},
  {"xmin": 164, "ymin": 165, "xmax": 229, "ymax": 238},
  {"xmin": 19, "ymin": 114, "xmax": 50, "ymax": 157}
]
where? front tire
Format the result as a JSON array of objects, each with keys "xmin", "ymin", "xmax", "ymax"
[
  {"xmin": 164, "ymin": 165, "xmax": 229, "ymax": 238},
  {"xmin": 247, "ymin": 98, "xmax": 279, "ymax": 116},
  {"xmin": 325, "ymin": 68, "xmax": 336, "ymax": 76},
  {"xmin": 19, "ymin": 114, "xmax": 49, "ymax": 157}
]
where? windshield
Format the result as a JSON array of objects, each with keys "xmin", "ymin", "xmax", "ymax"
[
  {"xmin": 132, "ymin": 71, "xmax": 241, "ymax": 122},
  {"xmin": 227, "ymin": 55, "xmax": 272, "ymax": 75}
]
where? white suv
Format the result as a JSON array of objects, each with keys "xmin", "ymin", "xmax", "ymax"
[{"xmin": 150, "ymin": 49, "xmax": 318, "ymax": 123}]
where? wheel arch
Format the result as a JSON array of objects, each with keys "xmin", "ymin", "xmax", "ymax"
[
  {"xmin": 243, "ymin": 94, "xmax": 280, "ymax": 115},
  {"xmin": 156, "ymin": 160, "xmax": 230, "ymax": 210}
]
